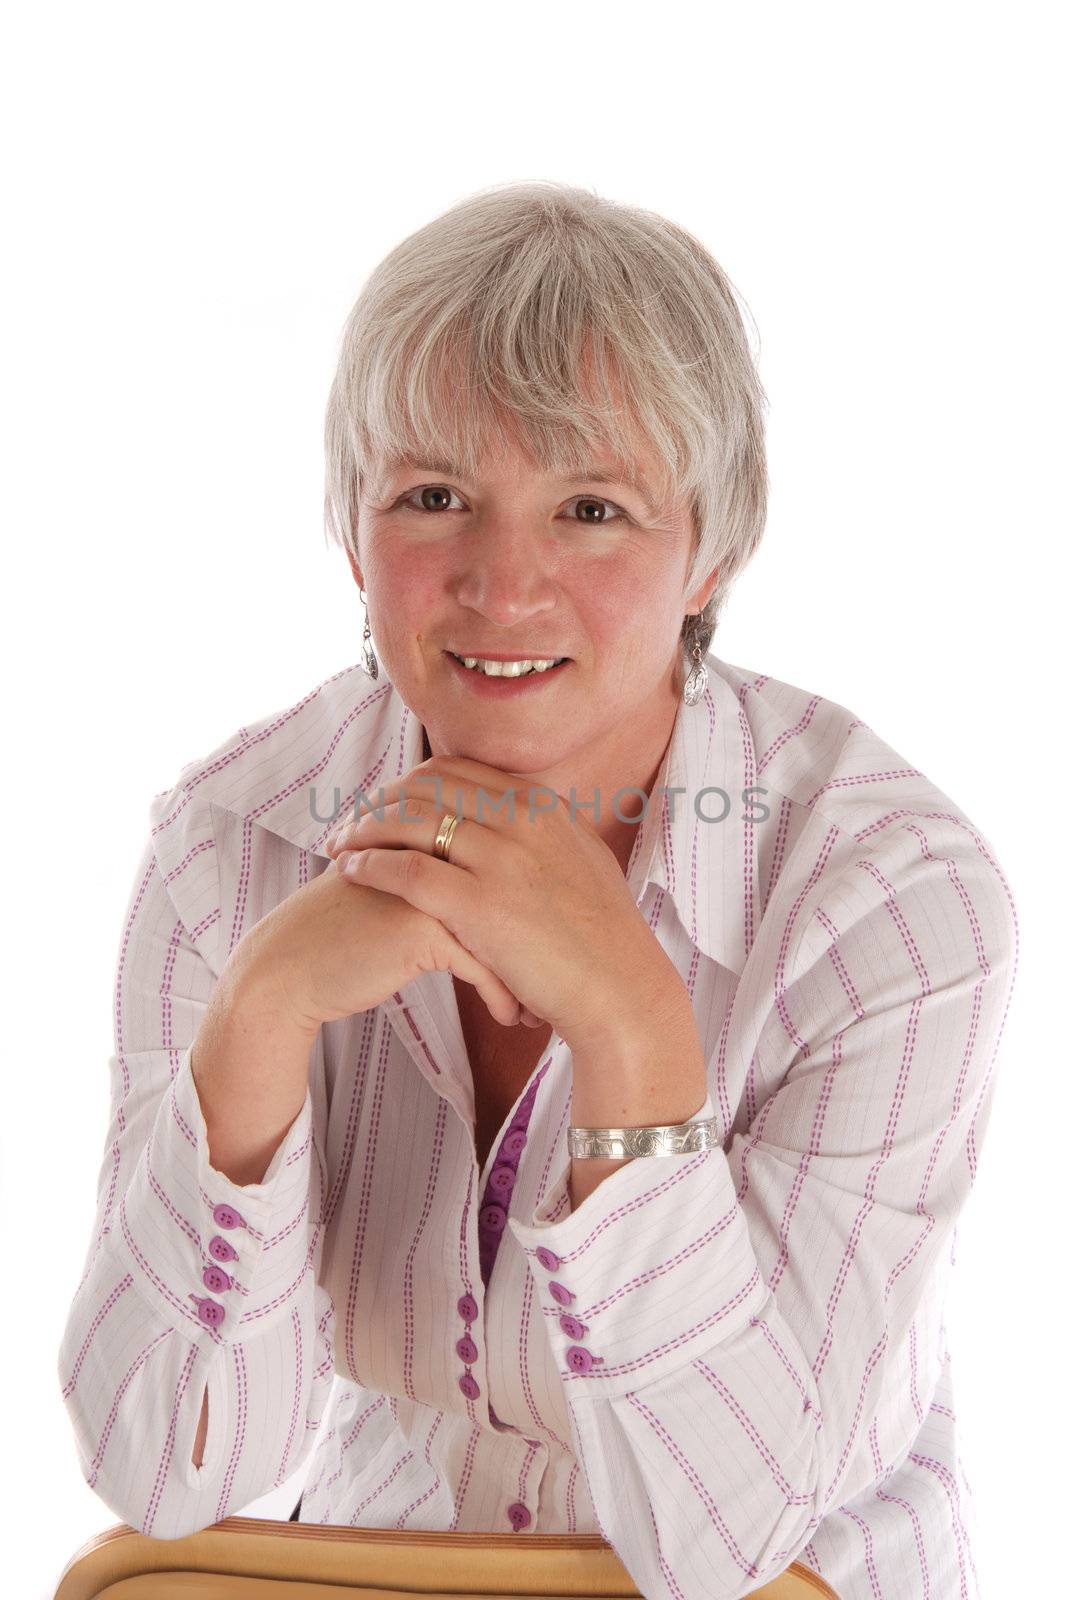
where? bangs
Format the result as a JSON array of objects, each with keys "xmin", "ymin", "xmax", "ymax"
[{"xmin": 354, "ymin": 322, "xmax": 686, "ymax": 524}]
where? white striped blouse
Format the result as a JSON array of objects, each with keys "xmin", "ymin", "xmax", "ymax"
[{"xmin": 57, "ymin": 650, "xmax": 1018, "ymax": 1600}]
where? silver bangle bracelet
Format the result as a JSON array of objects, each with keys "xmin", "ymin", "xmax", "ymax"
[{"xmin": 567, "ymin": 1117, "xmax": 717, "ymax": 1159}]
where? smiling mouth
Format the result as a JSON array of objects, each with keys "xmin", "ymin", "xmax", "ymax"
[{"xmin": 446, "ymin": 651, "xmax": 570, "ymax": 678}]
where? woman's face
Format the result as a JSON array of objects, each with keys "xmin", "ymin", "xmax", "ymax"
[{"xmin": 349, "ymin": 424, "xmax": 717, "ymax": 784}]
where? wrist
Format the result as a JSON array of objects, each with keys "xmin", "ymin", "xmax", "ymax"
[
  {"xmin": 221, "ymin": 945, "xmax": 323, "ymax": 1043},
  {"xmin": 194, "ymin": 963, "xmax": 319, "ymax": 1187},
  {"xmin": 567, "ymin": 1010, "xmax": 705, "ymax": 1133},
  {"xmin": 564, "ymin": 948, "xmax": 697, "ymax": 1061}
]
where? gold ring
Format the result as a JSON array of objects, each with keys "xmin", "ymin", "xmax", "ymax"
[{"xmin": 433, "ymin": 812, "xmax": 460, "ymax": 862}]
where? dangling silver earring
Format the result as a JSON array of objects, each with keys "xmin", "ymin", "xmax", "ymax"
[
  {"xmin": 682, "ymin": 615, "xmax": 709, "ymax": 705},
  {"xmin": 359, "ymin": 588, "xmax": 378, "ymax": 679}
]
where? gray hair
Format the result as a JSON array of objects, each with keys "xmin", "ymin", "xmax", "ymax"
[{"xmin": 323, "ymin": 179, "xmax": 768, "ymax": 644}]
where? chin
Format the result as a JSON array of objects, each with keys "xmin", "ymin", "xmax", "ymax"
[{"xmin": 439, "ymin": 726, "xmax": 567, "ymax": 771}]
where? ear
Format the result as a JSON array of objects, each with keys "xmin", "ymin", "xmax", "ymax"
[
  {"xmin": 685, "ymin": 565, "xmax": 719, "ymax": 617},
  {"xmin": 345, "ymin": 544, "xmax": 365, "ymax": 592}
]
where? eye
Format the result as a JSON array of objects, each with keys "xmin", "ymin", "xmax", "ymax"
[
  {"xmin": 566, "ymin": 495, "xmax": 628, "ymax": 525},
  {"xmin": 399, "ymin": 485, "xmax": 465, "ymax": 513},
  {"xmin": 396, "ymin": 486, "xmax": 630, "ymax": 524}
]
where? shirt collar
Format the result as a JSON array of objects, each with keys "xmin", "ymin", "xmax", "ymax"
[
  {"xmin": 229, "ymin": 654, "xmax": 752, "ymax": 980},
  {"xmin": 621, "ymin": 656, "xmax": 752, "ymax": 977}
]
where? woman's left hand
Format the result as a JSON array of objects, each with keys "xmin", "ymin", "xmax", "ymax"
[{"xmin": 324, "ymin": 754, "xmax": 679, "ymax": 1046}]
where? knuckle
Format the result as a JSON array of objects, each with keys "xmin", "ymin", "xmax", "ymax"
[
  {"xmin": 397, "ymin": 848, "xmax": 425, "ymax": 889},
  {"xmin": 418, "ymin": 915, "xmax": 450, "ymax": 973},
  {"xmin": 337, "ymin": 828, "xmax": 356, "ymax": 854}
]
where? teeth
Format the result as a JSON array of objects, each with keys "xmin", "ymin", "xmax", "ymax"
[{"xmin": 455, "ymin": 655, "xmax": 564, "ymax": 677}]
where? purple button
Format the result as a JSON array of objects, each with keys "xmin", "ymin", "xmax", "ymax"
[
  {"xmin": 535, "ymin": 1246, "xmax": 560, "ymax": 1271},
  {"xmin": 480, "ymin": 1203, "xmax": 507, "ymax": 1235},
  {"xmin": 488, "ymin": 1165, "xmax": 516, "ymax": 1198},
  {"xmin": 548, "ymin": 1280, "xmax": 574, "ymax": 1306},
  {"xmin": 202, "ymin": 1265, "xmax": 232, "ymax": 1293},
  {"xmin": 458, "ymin": 1372, "xmax": 480, "ymax": 1400},
  {"xmin": 191, "ymin": 1296, "xmax": 225, "ymax": 1329},
  {"xmin": 559, "ymin": 1314, "xmax": 586, "ymax": 1339},
  {"xmin": 501, "ymin": 1130, "xmax": 527, "ymax": 1160},
  {"xmin": 208, "ymin": 1235, "xmax": 238, "ymax": 1264},
  {"xmin": 212, "ymin": 1203, "xmax": 245, "ymax": 1229},
  {"xmin": 566, "ymin": 1345, "xmax": 594, "ymax": 1373},
  {"xmin": 508, "ymin": 1501, "xmax": 531, "ymax": 1531},
  {"xmin": 456, "ymin": 1333, "xmax": 478, "ymax": 1363},
  {"xmin": 457, "ymin": 1293, "xmax": 478, "ymax": 1323}
]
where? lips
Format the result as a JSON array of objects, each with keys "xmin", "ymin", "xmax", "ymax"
[
  {"xmin": 446, "ymin": 651, "xmax": 570, "ymax": 663},
  {"xmin": 443, "ymin": 651, "xmax": 573, "ymax": 691},
  {"xmin": 445, "ymin": 651, "xmax": 569, "ymax": 677}
]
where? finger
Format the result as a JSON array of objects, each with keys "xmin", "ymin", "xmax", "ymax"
[
  {"xmin": 360, "ymin": 775, "xmax": 548, "ymax": 844},
  {"xmin": 388, "ymin": 753, "xmax": 536, "ymax": 802},
  {"xmin": 332, "ymin": 795, "xmax": 446, "ymax": 858},
  {"xmin": 335, "ymin": 843, "xmax": 484, "ymax": 940},
  {"xmin": 445, "ymin": 937, "xmax": 522, "ymax": 1026},
  {"xmin": 324, "ymin": 810, "xmax": 361, "ymax": 855},
  {"xmin": 335, "ymin": 798, "xmax": 521, "ymax": 883},
  {"xmin": 334, "ymin": 804, "xmax": 445, "ymax": 869},
  {"xmin": 336, "ymin": 847, "xmax": 529, "ymax": 1027}
]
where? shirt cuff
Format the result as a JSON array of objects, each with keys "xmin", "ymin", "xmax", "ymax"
[
  {"xmin": 107, "ymin": 1043, "xmax": 316, "ymax": 1348},
  {"xmin": 507, "ymin": 1089, "xmax": 765, "ymax": 1398}
]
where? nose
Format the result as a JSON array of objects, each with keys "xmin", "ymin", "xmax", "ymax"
[{"xmin": 452, "ymin": 516, "xmax": 556, "ymax": 629}]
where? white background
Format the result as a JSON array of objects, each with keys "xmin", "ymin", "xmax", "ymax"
[{"xmin": 2, "ymin": 3, "xmax": 1065, "ymax": 1595}]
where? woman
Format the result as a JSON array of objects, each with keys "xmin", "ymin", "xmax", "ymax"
[{"xmin": 57, "ymin": 181, "xmax": 1017, "ymax": 1600}]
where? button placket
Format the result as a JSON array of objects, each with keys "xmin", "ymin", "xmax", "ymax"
[
  {"xmin": 455, "ymin": 1332, "xmax": 479, "ymax": 1364},
  {"xmin": 457, "ymin": 1292, "xmax": 478, "ymax": 1324},
  {"xmin": 477, "ymin": 1059, "xmax": 553, "ymax": 1293},
  {"xmin": 478, "ymin": 1119, "xmax": 531, "ymax": 1288},
  {"xmin": 454, "ymin": 1287, "xmax": 482, "ymax": 1399},
  {"xmin": 487, "ymin": 1163, "xmax": 516, "ymax": 1200},
  {"xmin": 470, "ymin": 1059, "xmax": 556, "ymax": 1521}
]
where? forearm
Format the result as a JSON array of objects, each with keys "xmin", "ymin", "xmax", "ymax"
[
  {"xmin": 187, "ymin": 976, "xmax": 320, "ymax": 1468},
  {"xmin": 187, "ymin": 976, "xmax": 319, "ymax": 1468},
  {"xmin": 566, "ymin": 966, "xmax": 707, "ymax": 1210},
  {"xmin": 191, "ymin": 966, "xmax": 319, "ymax": 1188}
]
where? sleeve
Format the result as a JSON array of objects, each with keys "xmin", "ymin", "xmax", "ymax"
[
  {"xmin": 56, "ymin": 780, "xmax": 336, "ymax": 1541},
  {"xmin": 507, "ymin": 818, "xmax": 1018, "ymax": 1600}
]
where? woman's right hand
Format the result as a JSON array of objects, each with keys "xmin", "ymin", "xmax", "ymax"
[{"xmin": 223, "ymin": 858, "xmax": 526, "ymax": 1034}]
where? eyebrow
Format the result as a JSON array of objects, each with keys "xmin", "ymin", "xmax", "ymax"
[{"xmin": 386, "ymin": 456, "xmax": 658, "ymax": 519}]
